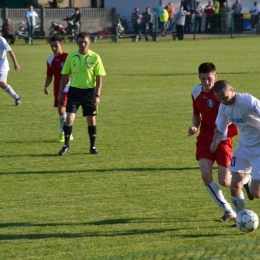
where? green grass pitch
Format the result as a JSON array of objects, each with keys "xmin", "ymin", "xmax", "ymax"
[{"xmin": 1, "ymin": 37, "xmax": 260, "ymax": 259}]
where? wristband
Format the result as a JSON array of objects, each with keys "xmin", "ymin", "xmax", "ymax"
[{"xmin": 95, "ymin": 94, "xmax": 100, "ymax": 97}]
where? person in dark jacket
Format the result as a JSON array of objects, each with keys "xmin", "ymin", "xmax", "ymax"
[{"xmin": 2, "ymin": 19, "xmax": 15, "ymax": 44}]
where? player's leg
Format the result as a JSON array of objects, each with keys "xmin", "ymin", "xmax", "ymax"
[
  {"xmin": 217, "ymin": 165, "xmax": 231, "ymax": 187},
  {"xmin": 58, "ymin": 89, "xmax": 79, "ymax": 155},
  {"xmin": 58, "ymin": 104, "xmax": 66, "ymax": 142},
  {"xmin": 199, "ymin": 159, "xmax": 236, "ymax": 221},
  {"xmin": 230, "ymin": 172, "xmax": 246, "ymax": 213},
  {"xmin": 250, "ymin": 180, "xmax": 260, "ymax": 198},
  {"xmin": 87, "ymin": 115, "xmax": 98, "ymax": 154},
  {"xmin": 229, "ymin": 151, "xmax": 252, "ymax": 212},
  {"xmin": 248, "ymin": 154, "xmax": 260, "ymax": 198},
  {"xmin": 64, "ymin": 111, "xmax": 76, "ymax": 144},
  {"xmin": 82, "ymin": 89, "xmax": 99, "ymax": 155},
  {"xmin": 0, "ymin": 71, "xmax": 21, "ymax": 105},
  {"xmin": 216, "ymin": 139, "xmax": 233, "ymax": 188}
]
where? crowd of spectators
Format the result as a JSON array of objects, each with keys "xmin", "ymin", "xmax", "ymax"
[{"xmin": 128, "ymin": 0, "xmax": 259, "ymax": 40}]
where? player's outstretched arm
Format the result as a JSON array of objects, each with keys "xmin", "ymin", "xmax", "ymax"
[{"xmin": 210, "ymin": 128, "xmax": 224, "ymax": 153}]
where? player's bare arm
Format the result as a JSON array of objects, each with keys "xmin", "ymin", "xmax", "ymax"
[
  {"xmin": 210, "ymin": 128, "xmax": 224, "ymax": 153},
  {"xmin": 187, "ymin": 114, "xmax": 201, "ymax": 136},
  {"xmin": 94, "ymin": 76, "xmax": 102, "ymax": 106},
  {"xmin": 58, "ymin": 74, "xmax": 69, "ymax": 104},
  {"xmin": 44, "ymin": 77, "xmax": 52, "ymax": 95},
  {"xmin": 8, "ymin": 50, "xmax": 20, "ymax": 71}
]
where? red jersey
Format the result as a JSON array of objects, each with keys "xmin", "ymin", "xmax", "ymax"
[
  {"xmin": 204, "ymin": 5, "xmax": 215, "ymax": 17},
  {"xmin": 191, "ymin": 84, "xmax": 238, "ymax": 140},
  {"xmin": 46, "ymin": 52, "xmax": 68, "ymax": 92}
]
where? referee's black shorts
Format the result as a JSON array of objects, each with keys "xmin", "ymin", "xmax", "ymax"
[{"xmin": 66, "ymin": 87, "xmax": 97, "ymax": 117}]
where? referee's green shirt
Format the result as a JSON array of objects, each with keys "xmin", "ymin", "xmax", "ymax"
[{"xmin": 61, "ymin": 49, "xmax": 106, "ymax": 89}]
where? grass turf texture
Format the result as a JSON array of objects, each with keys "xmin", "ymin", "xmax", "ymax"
[{"xmin": 1, "ymin": 37, "xmax": 260, "ymax": 259}]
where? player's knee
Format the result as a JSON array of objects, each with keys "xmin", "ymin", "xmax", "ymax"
[
  {"xmin": 230, "ymin": 185, "xmax": 242, "ymax": 196},
  {"xmin": 218, "ymin": 178, "xmax": 229, "ymax": 187},
  {"xmin": 201, "ymin": 173, "xmax": 213, "ymax": 185},
  {"xmin": 251, "ymin": 190, "xmax": 260, "ymax": 199}
]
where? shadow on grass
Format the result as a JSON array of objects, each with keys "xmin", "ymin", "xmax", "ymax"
[
  {"xmin": 0, "ymin": 166, "xmax": 200, "ymax": 175},
  {"xmin": 0, "ymin": 218, "xmax": 158, "ymax": 228},
  {"xmin": 0, "ymin": 217, "xmax": 236, "ymax": 240},
  {"xmin": 110, "ymin": 71, "xmax": 251, "ymax": 77},
  {"xmin": 0, "ymin": 219, "xmax": 183, "ymax": 240}
]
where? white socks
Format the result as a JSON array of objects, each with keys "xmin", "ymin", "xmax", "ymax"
[
  {"xmin": 5, "ymin": 85, "xmax": 19, "ymax": 99},
  {"xmin": 206, "ymin": 180, "xmax": 235, "ymax": 214},
  {"xmin": 231, "ymin": 192, "xmax": 246, "ymax": 214},
  {"xmin": 59, "ymin": 114, "xmax": 66, "ymax": 133}
]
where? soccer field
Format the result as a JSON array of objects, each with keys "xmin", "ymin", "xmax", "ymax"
[{"xmin": 1, "ymin": 37, "xmax": 260, "ymax": 259}]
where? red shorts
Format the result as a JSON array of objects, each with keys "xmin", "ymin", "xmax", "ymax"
[
  {"xmin": 54, "ymin": 90, "xmax": 68, "ymax": 107},
  {"xmin": 196, "ymin": 136, "xmax": 233, "ymax": 168}
]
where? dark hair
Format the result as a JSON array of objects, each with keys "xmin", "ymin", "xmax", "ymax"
[
  {"xmin": 75, "ymin": 7, "xmax": 80, "ymax": 11},
  {"xmin": 213, "ymin": 80, "xmax": 231, "ymax": 93},
  {"xmin": 198, "ymin": 62, "xmax": 216, "ymax": 74},
  {"xmin": 77, "ymin": 32, "xmax": 90, "ymax": 41},
  {"xmin": 50, "ymin": 35, "xmax": 63, "ymax": 43}
]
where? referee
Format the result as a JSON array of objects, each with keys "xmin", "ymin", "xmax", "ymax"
[{"xmin": 58, "ymin": 32, "xmax": 106, "ymax": 155}]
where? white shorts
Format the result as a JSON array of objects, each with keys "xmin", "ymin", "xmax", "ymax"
[
  {"xmin": 230, "ymin": 143, "xmax": 260, "ymax": 180},
  {"xmin": 0, "ymin": 71, "xmax": 8, "ymax": 83}
]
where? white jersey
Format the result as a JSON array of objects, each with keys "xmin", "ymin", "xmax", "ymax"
[
  {"xmin": 0, "ymin": 36, "xmax": 11, "ymax": 71},
  {"xmin": 216, "ymin": 93, "xmax": 260, "ymax": 154}
]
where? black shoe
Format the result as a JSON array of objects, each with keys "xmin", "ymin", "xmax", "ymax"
[
  {"xmin": 58, "ymin": 145, "xmax": 69, "ymax": 156},
  {"xmin": 244, "ymin": 182, "xmax": 254, "ymax": 200},
  {"xmin": 230, "ymin": 223, "xmax": 237, "ymax": 228},
  {"xmin": 219, "ymin": 213, "xmax": 236, "ymax": 222},
  {"xmin": 90, "ymin": 147, "xmax": 99, "ymax": 155},
  {"xmin": 15, "ymin": 96, "xmax": 22, "ymax": 106}
]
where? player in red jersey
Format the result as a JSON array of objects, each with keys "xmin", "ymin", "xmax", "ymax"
[
  {"xmin": 187, "ymin": 62, "xmax": 252, "ymax": 222},
  {"xmin": 44, "ymin": 35, "xmax": 73, "ymax": 142}
]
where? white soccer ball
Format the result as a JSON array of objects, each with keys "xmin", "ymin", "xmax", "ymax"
[{"xmin": 236, "ymin": 209, "xmax": 259, "ymax": 233}]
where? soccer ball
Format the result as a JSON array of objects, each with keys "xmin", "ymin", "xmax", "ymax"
[{"xmin": 236, "ymin": 209, "xmax": 259, "ymax": 233}]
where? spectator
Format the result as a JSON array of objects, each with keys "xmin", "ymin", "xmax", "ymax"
[
  {"xmin": 153, "ymin": 0, "xmax": 166, "ymax": 32},
  {"xmin": 220, "ymin": 2, "xmax": 231, "ymax": 33},
  {"xmin": 142, "ymin": 7, "xmax": 153, "ymax": 41},
  {"xmin": 204, "ymin": 1, "xmax": 215, "ymax": 33},
  {"xmin": 213, "ymin": 0, "xmax": 220, "ymax": 31},
  {"xmin": 166, "ymin": 2, "xmax": 175, "ymax": 34},
  {"xmin": 175, "ymin": 5, "xmax": 190, "ymax": 40},
  {"xmin": 131, "ymin": 7, "xmax": 142, "ymax": 39},
  {"xmin": 70, "ymin": 7, "xmax": 81, "ymax": 35},
  {"xmin": 25, "ymin": 5, "xmax": 38, "ymax": 44},
  {"xmin": 1, "ymin": 19, "xmax": 15, "ymax": 44},
  {"xmin": 160, "ymin": 5, "xmax": 169, "ymax": 34},
  {"xmin": 184, "ymin": 1, "xmax": 192, "ymax": 34},
  {"xmin": 231, "ymin": 0, "xmax": 242, "ymax": 32},
  {"xmin": 249, "ymin": 1, "xmax": 260, "ymax": 34},
  {"xmin": 194, "ymin": 1, "xmax": 203, "ymax": 33}
]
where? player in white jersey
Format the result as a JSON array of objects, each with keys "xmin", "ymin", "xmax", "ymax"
[
  {"xmin": 0, "ymin": 36, "xmax": 22, "ymax": 105},
  {"xmin": 210, "ymin": 80, "xmax": 260, "ymax": 217}
]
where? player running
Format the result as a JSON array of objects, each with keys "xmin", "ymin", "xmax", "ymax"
[
  {"xmin": 187, "ymin": 62, "xmax": 252, "ymax": 222},
  {"xmin": 211, "ymin": 80, "xmax": 260, "ymax": 216}
]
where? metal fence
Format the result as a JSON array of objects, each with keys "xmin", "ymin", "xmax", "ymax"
[{"xmin": 0, "ymin": 8, "xmax": 116, "ymax": 36}]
